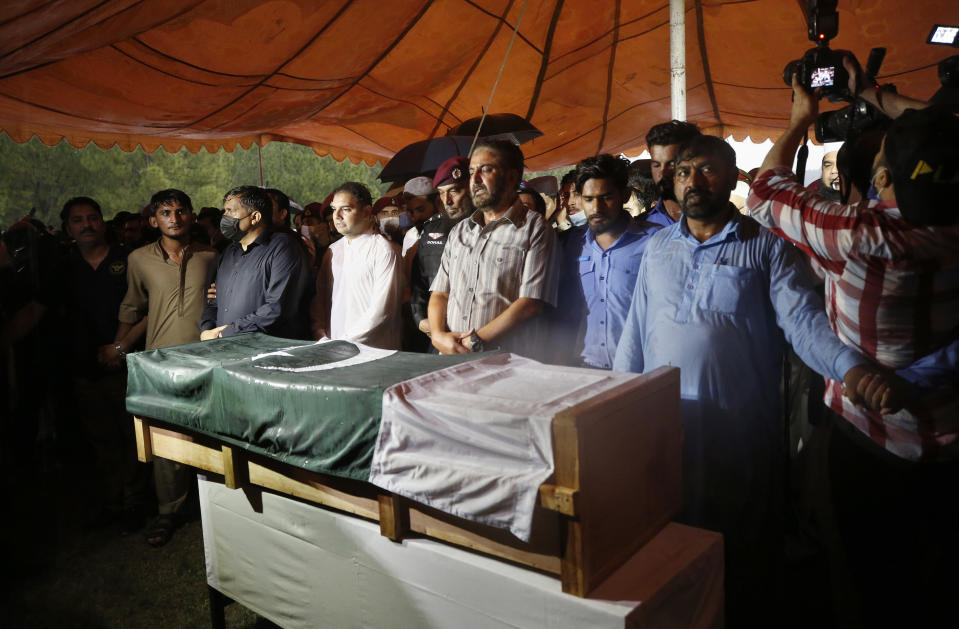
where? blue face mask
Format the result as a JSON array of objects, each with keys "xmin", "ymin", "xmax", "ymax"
[
  {"xmin": 569, "ymin": 211, "xmax": 588, "ymax": 227},
  {"xmin": 398, "ymin": 212, "xmax": 413, "ymax": 229}
]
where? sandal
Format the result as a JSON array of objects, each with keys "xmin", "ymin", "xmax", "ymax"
[{"xmin": 145, "ymin": 514, "xmax": 178, "ymax": 547}]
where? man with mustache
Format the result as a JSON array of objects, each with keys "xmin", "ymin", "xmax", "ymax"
[
  {"xmin": 61, "ymin": 196, "xmax": 148, "ymax": 533},
  {"xmin": 555, "ymin": 154, "xmax": 661, "ymax": 368},
  {"xmin": 115, "ymin": 189, "xmax": 218, "ymax": 546},
  {"xmin": 410, "ymin": 157, "xmax": 473, "ymax": 348},
  {"xmin": 612, "ymin": 134, "xmax": 883, "ymax": 626},
  {"xmin": 428, "ymin": 140, "xmax": 558, "ymax": 359}
]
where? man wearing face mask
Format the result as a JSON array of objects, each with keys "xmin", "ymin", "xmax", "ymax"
[
  {"xmin": 374, "ymin": 196, "xmax": 409, "ymax": 247},
  {"xmin": 747, "ymin": 62, "xmax": 959, "ymax": 628},
  {"xmin": 199, "ymin": 185, "xmax": 312, "ymax": 341}
]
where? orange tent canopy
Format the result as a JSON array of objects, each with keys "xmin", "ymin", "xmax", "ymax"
[{"xmin": 0, "ymin": 0, "xmax": 953, "ymax": 169}]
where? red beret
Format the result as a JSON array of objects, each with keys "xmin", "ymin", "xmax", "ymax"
[
  {"xmin": 433, "ymin": 156, "xmax": 469, "ymax": 188},
  {"xmin": 373, "ymin": 196, "xmax": 400, "ymax": 212},
  {"xmin": 302, "ymin": 201, "xmax": 324, "ymax": 218}
]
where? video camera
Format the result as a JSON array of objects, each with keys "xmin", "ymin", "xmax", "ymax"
[{"xmin": 782, "ymin": 1, "xmax": 851, "ymax": 101}]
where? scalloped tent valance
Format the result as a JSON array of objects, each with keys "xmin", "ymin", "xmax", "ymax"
[{"xmin": 0, "ymin": 0, "xmax": 951, "ymax": 169}]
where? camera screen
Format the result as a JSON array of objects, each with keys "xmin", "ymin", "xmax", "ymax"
[
  {"xmin": 927, "ymin": 25, "xmax": 958, "ymax": 46},
  {"xmin": 810, "ymin": 66, "xmax": 835, "ymax": 88}
]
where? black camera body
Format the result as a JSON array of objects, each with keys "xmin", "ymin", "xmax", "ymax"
[
  {"xmin": 815, "ymin": 100, "xmax": 887, "ymax": 143},
  {"xmin": 783, "ymin": 46, "xmax": 852, "ymax": 102}
]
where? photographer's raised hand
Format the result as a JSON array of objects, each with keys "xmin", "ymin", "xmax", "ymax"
[
  {"xmin": 758, "ymin": 74, "xmax": 819, "ymax": 174},
  {"xmin": 789, "ymin": 74, "xmax": 819, "ymax": 129},
  {"xmin": 842, "ymin": 54, "xmax": 928, "ymax": 119}
]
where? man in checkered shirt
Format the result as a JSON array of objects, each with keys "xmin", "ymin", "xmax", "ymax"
[
  {"xmin": 746, "ymin": 56, "xmax": 959, "ymax": 628},
  {"xmin": 428, "ymin": 139, "xmax": 558, "ymax": 360}
]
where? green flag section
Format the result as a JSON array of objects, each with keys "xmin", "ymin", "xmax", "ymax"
[{"xmin": 126, "ymin": 333, "xmax": 481, "ymax": 481}]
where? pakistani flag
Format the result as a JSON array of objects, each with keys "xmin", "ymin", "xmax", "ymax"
[{"xmin": 127, "ymin": 333, "xmax": 635, "ymax": 540}]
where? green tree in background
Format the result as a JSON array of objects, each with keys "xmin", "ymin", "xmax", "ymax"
[{"xmin": 0, "ymin": 134, "xmax": 388, "ymax": 229}]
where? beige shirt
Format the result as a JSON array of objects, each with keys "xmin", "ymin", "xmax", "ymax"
[
  {"xmin": 431, "ymin": 200, "xmax": 558, "ymax": 359},
  {"xmin": 119, "ymin": 241, "xmax": 219, "ymax": 350}
]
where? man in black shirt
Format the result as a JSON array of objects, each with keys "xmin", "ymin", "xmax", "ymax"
[
  {"xmin": 62, "ymin": 196, "xmax": 147, "ymax": 530},
  {"xmin": 410, "ymin": 156, "xmax": 473, "ymax": 348},
  {"xmin": 200, "ymin": 186, "xmax": 312, "ymax": 340}
]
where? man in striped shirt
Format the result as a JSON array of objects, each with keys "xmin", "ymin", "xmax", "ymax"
[
  {"xmin": 746, "ymin": 61, "xmax": 959, "ymax": 628},
  {"xmin": 428, "ymin": 139, "xmax": 558, "ymax": 360}
]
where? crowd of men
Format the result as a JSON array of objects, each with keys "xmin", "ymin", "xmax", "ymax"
[{"xmin": 1, "ymin": 52, "xmax": 957, "ymax": 628}]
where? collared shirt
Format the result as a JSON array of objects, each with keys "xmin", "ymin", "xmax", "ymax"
[
  {"xmin": 431, "ymin": 200, "xmax": 558, "ymax": 359},
  {"xmin": 200, "ymin": 229, "xmax": 312, "ymax": 339},
  {"xmin": 64, "ymin": 245, "xmax": 129, "ymax": 373},
  {"xmin": 118, "ymin": 240, "xmax": 218, "ymax": 349},
  {"xmin": 747, "ymin": 167, "xmax": 959, "ymax": 460},
  {"xmin": 613, "ymin": 211, "xmax": 862, "ymax": 528},
  {"xmin": 559, "ymin": 218, "xmax": 662, "ymax": 368},
  {"xmin": 327, "ymin": 232, "xmax": 403, "ymax": 350},
  {"xmin": 641, "ymin": 198, "xmax": 676, "ymax": 227}
]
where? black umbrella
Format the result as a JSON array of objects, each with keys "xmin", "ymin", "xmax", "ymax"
[
  {"xmin": 446, "ymin": 113, "xmax": 542, "ymax": 145},
  {"xmin": 377, "ymin": 135, "xmax": 474, "ymax": 183}
]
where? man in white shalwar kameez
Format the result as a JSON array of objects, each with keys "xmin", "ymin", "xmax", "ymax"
[{"xmin": 311, "ymin": 182, "xmax": 403, "ymax": 350}]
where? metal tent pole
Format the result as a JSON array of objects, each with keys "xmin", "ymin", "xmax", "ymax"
[{"xmin": 670, "ymin": 0, "xmax": 687, "ymax": 121}]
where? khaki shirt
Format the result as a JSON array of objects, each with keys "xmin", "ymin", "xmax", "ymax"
[
  {"xmin": 119, "ymin": 241, "xmax": 219, "ymax": 350},
  {"xmin": 431, "ymin": 200, "xmax": 558, "ymax": 359}
]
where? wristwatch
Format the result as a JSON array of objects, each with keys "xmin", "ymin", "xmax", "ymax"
[
  {"xmin": 469, "ymin": 331, "xmax": 485, "ymax": 353},
  {"xmin": 114, "ymin": 343, "xmax": 127, "ymax": 357}
]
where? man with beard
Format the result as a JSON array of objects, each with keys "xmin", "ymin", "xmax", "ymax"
[
  {"xmin": 806, "ymin": 149, "xmax": 842, "ymax": 201},
  {"xmin": 555, "ymin": 154, "xmax": 661, "ymax": 368},
  {"xmin": 641, "ymin": 120, "xmax": 701, "ymax": 226},
  {"xmin": 612, "ymin": 135, "xmax": 883, "ymax": 626},
  {"xmin": 428, "ymin": 140, "xmax": 558, "ymax": 359},
  {"xmin": 116, "ymin": 189, "xmax": 218, "ymax": 546},
  {"xmin": 410, "ymin": 157, "xmax": 472, "ymax": 347}
]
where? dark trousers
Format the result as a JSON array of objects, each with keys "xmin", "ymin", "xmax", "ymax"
[
  {"xmin": 827, "ymin": 410, "xmax": 959, "ymax": 629},
  {"xmin": 73, "ymin": 371, "xmax": 148, "ymax": 514}
]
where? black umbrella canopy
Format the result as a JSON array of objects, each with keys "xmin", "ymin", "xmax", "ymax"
[
  {"xmin": 377, "ymin": 135, "xmax": 475, "ymax": 183},
  {"xmin": 447, "ymin": 113, "xmax": 543, "ymax": 145}
]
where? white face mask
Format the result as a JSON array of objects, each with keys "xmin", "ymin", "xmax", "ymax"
[
  {"xmin": 379, "ymin": 216, "xmax": 399, "ymax": 232},
  {"xmin": 569, "ymin": 211, "xmax": 588, "ymax": 227}
]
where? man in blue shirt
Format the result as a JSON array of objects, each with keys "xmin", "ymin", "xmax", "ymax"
[
  {"xmin": 556, "ymin": 154, "xmax": 661, "ymax": 368},
  {"xmin": 200, "ymin": 186, "xmax": 312, "ymax": 340},
  {"xmin": 640, "ymin": 120, "xmax": 700, "ymax": 227},
  {"xmin": 612, "ymin": 135, "xmax": 879, "ymax": 625}
]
